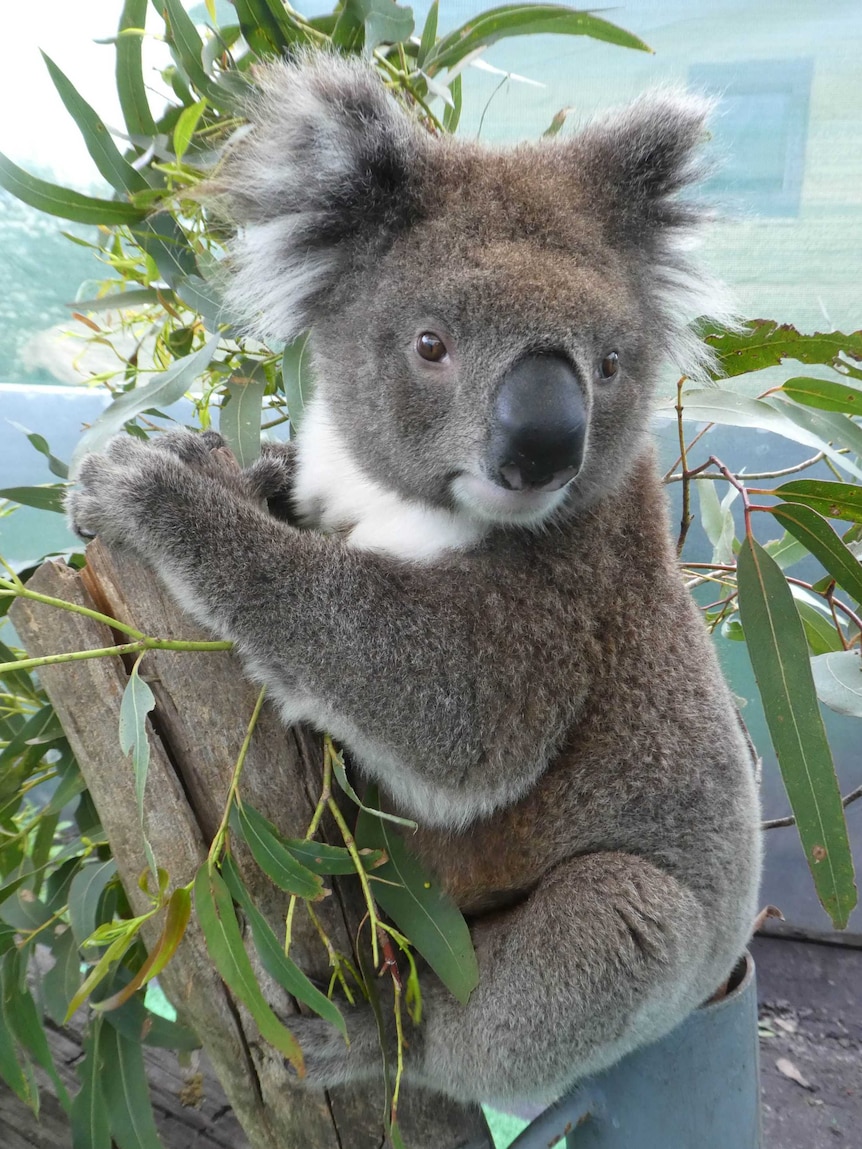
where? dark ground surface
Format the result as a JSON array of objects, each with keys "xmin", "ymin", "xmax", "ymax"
[
  {"xmin": 752, "ymin": 935, "xmax": 861, "ymax": 1148},
  {"xmin": 0, "ymin": 935, "xmax": 859, "ymax": 1147}
]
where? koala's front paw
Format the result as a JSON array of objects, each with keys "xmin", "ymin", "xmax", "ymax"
[
  {"xmin": 67, "ymin": 433, "xmax": 197, "ymax": 550},
  {"xmin": 151, "ymin": 429, "xmax": 240, "ymax": 476},
  {"xmin": 287, "ymin": 1006, "xmax": 389, "ymax": 1090}
]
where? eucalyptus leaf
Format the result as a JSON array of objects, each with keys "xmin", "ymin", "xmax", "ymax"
[
  {"xmin": 737, "ymin": 536, "xmax": 856, "ymax": 929},
  {"xmin": 99, "ymin": 1020, "xmax": 164, "ymax": 1149},
  {"xmin": 0, "ymin": 152, "xmax": 147, "ymax": 225},
  {"xmin": 71, "ymin": 1019, "xmax": 112, "ymax": 1149},
  {"xmin": 70, "ymin": 333, "xmax": 220, "ymax": 473},
  {"xmin": 221, "ymin": 855, "xmax": 347, "ymax": 1036},
  {"xmin": 68, "ymin": 860, "xmax": 118, "ymax": 947},
  {"xmin": 357, "ymin": 788, "xmax": 479, "ymax": 1004},
  {"xmin": 426, "ymin": 5, "xmax": 651, "ymax": 74},
  {"xmin": 774, "ymin": 479, "xmax": 862, "ymax": 524},
  {"xmin": 43, "ymin": 928, "xmax": 84, "ymax": 1026},
  {"xmin": 119, "ymin": 656, "xmax": 157, "ymax": 879},
  {"xmin": 769, "ymin": 503, "xmax": 862, "ymax": 606},
  {"xmin": 0, "ymin": 485, "xmax": 68, "ymax": 513},
  {"xmin": 193, "ymin": 864, "xmax": 304, "ymax": 1070},
  {"xmin": 233, "ymin": 804, "xmax": 324, "ymax": 899},
  {"xmin": 41, "ymin": 53, "xmax": 148, "ymax": 196},
  {"xmin": 117, "ymin": 0, "xmax": 157, "ymax": 137},
  {"xmin": 219, "ymin": 359, "xmax": 267, "ymax": 467},
  {"xmin": 281, "ymin": 334, "xmax": 314, "ymax": 436},
  {"xmin": 703, "ymin": 320, "xmax": 862, "ymax": 379},
  {"xmin": 662, "ymin": 389, "xmax": 862, "ymax": 480},
  {"xmin": 781, "ymin": 375, "xmax": 862, "ymax": 414},
  {"xmin": 810, "ymin": 650, "xmax": 862, "ymax": 718}
]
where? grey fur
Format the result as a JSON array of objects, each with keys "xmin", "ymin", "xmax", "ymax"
[{"xmin": 68, "ymin": 58, "xmax": 760, "ymax": 1108}]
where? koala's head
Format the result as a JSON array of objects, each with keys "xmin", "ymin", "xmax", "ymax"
[{"xmin": 217, "ymin": 56, "xmax": 728, "ymax": 529}]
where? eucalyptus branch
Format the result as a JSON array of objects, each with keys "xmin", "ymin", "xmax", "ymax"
[
  {"xmin": 208, "ymin": 686, "xmax": 267, "ymax": 868},
  {"xmin": 0, "ymin": 636, "xmax": 233, "ymax": 677},
  {"xmin": 666, "ymin": 451, "xmax": 826, "ymax": 484},
  {"xmin": 0, "ymin": 577, "xmax": 146, "ymax": 639},
  {"xmin": 763, "ymin": 784, "xmax": 862, "ymax": 830}
]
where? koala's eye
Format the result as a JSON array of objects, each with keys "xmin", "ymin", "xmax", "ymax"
[
  {"xmin": 416, "ymin": 332, "xmax": 448, "ymax": 363},
  {"xmin": 599, "ymin": 352, "xmax": 619, "ymax": 380}
]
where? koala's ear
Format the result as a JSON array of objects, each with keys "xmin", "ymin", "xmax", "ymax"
[
  {"xmin": 569, "ymin": 91, "xmax": 734, "ymax": 365},
  {"xmin": 215, "ymin": 55, "xmax": 424, "ymax": 342},
  {"xmin": 573, "ymin": 90, "xmax": 713, "ymax": 241}
]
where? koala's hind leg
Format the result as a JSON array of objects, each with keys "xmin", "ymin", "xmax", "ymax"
[
  {"xmin": 415, "ymin": 851, "xmax": 713, "ymax": 1106},
  {"xmin": 289, "ymin": 852, "xmax": 718, "ymax": 1105}
]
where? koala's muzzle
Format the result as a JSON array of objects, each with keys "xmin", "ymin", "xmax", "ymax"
[{"xmin": 489, "ymin": 354, "xmax": 587, "ymax": 492}]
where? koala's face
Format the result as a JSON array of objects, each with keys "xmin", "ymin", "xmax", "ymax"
[
  {"xmin": 313, "ymin": 202, "xmax": 660, "ymax": 525},
  {"xmin": 220, "ymin": 58, "xmax": 726, "ymax": 528}
]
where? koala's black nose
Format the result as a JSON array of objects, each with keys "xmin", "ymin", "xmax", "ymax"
[{"xmin": 490, "ymin": 354, "xmax": 587, "ymax": 492}]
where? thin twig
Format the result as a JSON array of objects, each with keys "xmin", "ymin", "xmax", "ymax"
[
  {"xmin": 763, "ymin": 784, "xmax": 862, "ymax": 830},
  {"xmin": 666, "ymin": 451, "xmax": 826, "ymax": 484},
  {"xmin": 0, "ymin": 636, "xmax": 233, "ymax": 676},
  {"xmin": 207, "ymin": 686, "xmax": 267, "ymax": 868}
]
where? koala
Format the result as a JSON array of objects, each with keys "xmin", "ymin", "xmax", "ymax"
[{"xmin": 68, "ymin": 57, "xmax": 761, "ymax": 1110}]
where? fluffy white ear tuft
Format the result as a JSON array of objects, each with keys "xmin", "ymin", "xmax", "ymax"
[{"xmin": 213, "ymin": 55, "xmax": 426, "ymax": 343}]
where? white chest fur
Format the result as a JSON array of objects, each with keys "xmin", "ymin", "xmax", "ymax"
[{"xmin": 291, "ymin": 397, "xmax": 487, "ymax": 562}]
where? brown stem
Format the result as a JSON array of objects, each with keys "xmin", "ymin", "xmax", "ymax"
[{"xmin": 763, "ymin": 784, "xmax": 862, "ymax": 830}]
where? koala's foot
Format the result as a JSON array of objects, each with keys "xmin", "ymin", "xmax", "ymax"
[{"xmin": 150, "ymin": 428, "xmax": 240, "ymax": 475}]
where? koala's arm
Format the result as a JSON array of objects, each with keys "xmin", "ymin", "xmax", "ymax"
[{"xmin": 68, "ymin": 435, "xmax": 577, "ymax": 819}]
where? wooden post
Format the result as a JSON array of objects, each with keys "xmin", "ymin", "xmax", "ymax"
[{"xmin": 10, "ymin": 541, "xmax": 492, "ymax": 1149}]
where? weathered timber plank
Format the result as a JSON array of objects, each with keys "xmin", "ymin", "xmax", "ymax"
[{"xmin": 11, "ymin": 545, "xmax": 493, "ymax": 1149}]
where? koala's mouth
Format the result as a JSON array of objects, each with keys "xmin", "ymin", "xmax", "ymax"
[{"xmin": 450, "ymin": 471, "xmax": 573, "ymax": 528}]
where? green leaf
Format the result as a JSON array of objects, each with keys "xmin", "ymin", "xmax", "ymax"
[
  {"xmin": 1, "ymin": 950, "xmax": 71, "ymax": 1111},
  {"xmin": 102, "ymin": 991, "xmax": 199, "ymax": 1052},
  {"xmin": 810, "ymin": 650, "xmax": 862, "ymax": 718},
  {"xmin": 0, "ymin": 152, "xmax": 148, "ymax": 225},
  {"xmin": 330, "ymin": 751, "xmax": 418, "ymax": 829},
  {"xmin": 774, "ymin": 480, "xmax": 862, "ymax": 524},
  {"xmin": 119, "ymin": 656, "xmax": 157, "ymax": 877},
  {"xmin": 68, "ymin": 861, "xmax": 118, "ymax": 947},
  {"xmin": 219, "ymin": 359, "xmax": 266, "ymax": 467},
  {"xmin": 41, "ymin": 53, "xmax": 148, "ymax": 196},
  {"xmin": 280, "ymin": 838, "xmax": 385, "ymax": 877},
  {"xmin": 0, "ymin": 980, "xmax": 36, "ymax": 1109},
  {"xmin": 703, "ymin": 320, "xmax": 862, "ymax": 379},
  {"xmin": 133, "ymin": 215, "xmax": 200, "ymax": 290},
  {"xmin": 9, "ymin": 423, "xmax": 70, "ymax": 478},
  {"xmin": 71, "ymin": 1019, "xmax": 112, "ymax": 1149},
  {"xmin": 0, "ymin": 485, "xmax": 68, "ymax": 513},
  {"xmin": 771, "ymin": 397, "xmax": 862, "ymax": 463},
  {"xmin": 664, "ymin": 389, "xmax": 862, "ymax": 480},
  {"xmin": 94, "ymin": 888, "xmax": 191, "ymax": 1012},
  {"xmin": 769, "ymin": 503, "xmax": 862, "ymax": 606},
  {"xmin": 44, "ymin": 928, "xmax": 84, "ymax": 1026},
  {"xmin": 221, "ymin": 855, "xmax": 346, "ymax": 1036},
  {"xmin": 99, "ymin": 1020, "xmax": 164, "ymax": 1149},
  {"xmin": 161, "ymin": 0, "xmax": 210, "ymax": 89},
  {"xmin": 281, "ymin": 335, "xmax": 314, "ymax": 436},
  {"xmin": 442, "ymin": 72, "xmax": 462, "ymax": 133},
  {"xmin": 417, "ymin": 0, "xmax": 438, "ymax": 66},
  {"xmin": 426, "ymin": 5, "xmax": 651, "ymax": 74},
  {"xmin": 793, "ymin": 598, "xmax": 845, "ymax": 656},
  {"xmin": 193, "ymin": 865, "xmax": 304, "ymax": 1070},
  {"xmin": 172, "ymin": 98, "xmax": 207, "ymax": 161},
  {"xmin": 72, "ymin": 288, "xmax": 167, "ymax": 313},
  {"xmin": 737, "ymin": 536, "xmax": 856, "ymax": 928},
  {"xmin": 697, "ymin": 480, "xmax": 736, "ymax": 566},
  {"xmin": 357, "ymin": 788, "xmax": 479, "ymax": 1003},
  {"xmin": 781, "ymin": 375, "xmax": 862, "ymax": 414},
  {"xmin": 355, "ymin": 0, "xmax": 415, "ymax": 51},
  {"xmin": 117, "ymin": 0, "xmax": 157, "ymax": 137},
  {"xmin": 70, "ymin": 333, "xmax": 220, "ymax": 473},
  {"xmin": 543, "ymin": 106, "xmax": 572, "ymax": 137},
  {"xmin": 234, "ymin": 804, "xmax": 323, "ymax": 899}
]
